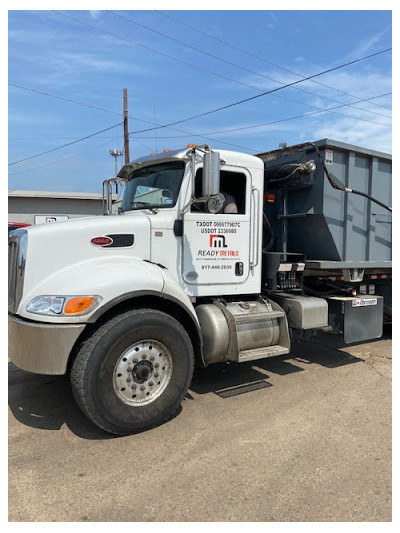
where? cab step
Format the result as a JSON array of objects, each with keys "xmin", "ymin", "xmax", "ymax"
[{"xmin": 238, "ymin": 344, "xmax": 289, "ymax": 363}]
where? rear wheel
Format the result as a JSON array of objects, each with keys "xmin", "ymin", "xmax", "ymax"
[{"xmin": 71, "ymin": 309, "xmax": 194, "ymax": 435}]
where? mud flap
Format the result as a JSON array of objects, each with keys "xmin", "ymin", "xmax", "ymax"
[{"xmin": 327, "ymin": 295, "xmax": 383, "ymax": 343}]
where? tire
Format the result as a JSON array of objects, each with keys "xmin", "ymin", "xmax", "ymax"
[{"xmin": 71, "ymin": 309, "xmax": 194, "ymax": 435}]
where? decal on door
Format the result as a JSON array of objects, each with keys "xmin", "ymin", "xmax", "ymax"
[
  {"xmin": 197, "ymin": 224, "xmax": 240, "ymax": 267},
  {"xmin": 183, "ymin": 217, "xmax": 249, "ymax": 284}
]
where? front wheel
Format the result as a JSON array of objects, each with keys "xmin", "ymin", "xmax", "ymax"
[{"xmin": 71, "ymin": 309, "xmax": 194, "ymax": 435}]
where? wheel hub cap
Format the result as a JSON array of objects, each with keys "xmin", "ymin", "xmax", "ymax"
[
  {"xmin": 133, "ymin": 360, "xmax": 153, "ymax": 383},
  {"xmin": 113, "ymin": 340, "xmax": 173, "ymax": 406}
]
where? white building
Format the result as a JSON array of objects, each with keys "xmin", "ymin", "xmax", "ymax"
[{"xmin": 8, "ymin": 190, "xmax": 113, "ymax": 226}]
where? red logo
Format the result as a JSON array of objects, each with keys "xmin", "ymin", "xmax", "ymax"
[
  {"xmin": 91, "ymin": 236, "xmax": 113, "ymax": 247},
  {"xmin": 209, "ymin": 234, "xmax": 228, "ymax": 248}
]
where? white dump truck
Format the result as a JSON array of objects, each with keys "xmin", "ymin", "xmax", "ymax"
[{"xmin": 8, "ymin": 140, "xmax": 392, "ymax": 435}]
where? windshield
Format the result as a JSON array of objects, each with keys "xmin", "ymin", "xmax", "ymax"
[{"xmin": 120, "ymin": 160, "xmax": 186, "ymax": 212}]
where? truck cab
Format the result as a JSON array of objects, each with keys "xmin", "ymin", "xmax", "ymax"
[{"xmin": 8, "ymin": 142, "xmax": 389, "ymax": 435}]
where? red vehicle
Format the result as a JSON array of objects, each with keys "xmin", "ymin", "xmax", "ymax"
[{"xmin": 8, "ymin": 222, "xmax": 30, "ymax": 235}]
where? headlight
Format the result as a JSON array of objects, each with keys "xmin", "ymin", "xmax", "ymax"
[{"xmin": 27, "ymin": 295, "xmax": 101, "ymax": 316}]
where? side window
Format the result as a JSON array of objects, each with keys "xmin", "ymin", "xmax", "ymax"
[{"xmin": 191, "ymin": 169, "xmax": 247, "ymax": 214}]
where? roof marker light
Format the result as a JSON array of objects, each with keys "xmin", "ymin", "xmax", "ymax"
[{"xmin": 264, "ymin": 193, "xmax": 276, "ymax": 203}]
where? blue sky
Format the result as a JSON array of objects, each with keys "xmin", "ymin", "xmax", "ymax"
[{"xmin": 8, "ymin": 8, "xmax": 392, "ymax": 193}]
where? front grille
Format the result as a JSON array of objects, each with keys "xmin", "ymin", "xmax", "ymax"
[
  {"xmin": 8, "ymin": 230, "xmax": 27, "ymax": 313},
  {"xmin": 8, "ymin": 239, "xmax": 18, "ymax": 309}
]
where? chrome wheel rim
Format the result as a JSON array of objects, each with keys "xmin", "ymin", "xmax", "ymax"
[{"xmin": 113, "ymin": 340, "xmax": 173, "ymax": 406}]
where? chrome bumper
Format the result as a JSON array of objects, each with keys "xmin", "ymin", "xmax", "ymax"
[{"xmin": 8, "ymin": 314, "xmax": 86, "ymax": 375}]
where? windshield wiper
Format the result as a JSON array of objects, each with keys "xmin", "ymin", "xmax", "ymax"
[{"xmin": 131, "ymin": 201, "xmax": 159, "ymax": 213}]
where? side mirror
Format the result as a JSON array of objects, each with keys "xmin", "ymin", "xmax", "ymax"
[
  {"xmin": 202, "ymin": 149, "xmax": 220, "ymax": 197},
  {"xmin": 102, "ymin": 179, "xmax": 113, "ymax": 215}
]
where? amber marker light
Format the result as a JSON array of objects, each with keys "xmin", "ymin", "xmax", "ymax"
[
  {"xmin": 64, "ymin": 296, "xmax": 96, "ymax": 315},
  {"xmin": 186, "ymin": 144, "xmax": 197, "ymax": 148},
  {"xmin": 264, "ymin": 193, "xmax": 276, "ymax": 203},
  {"xmin": 163, "ymin": 149, "xmax": 172, "ymax": 153}
]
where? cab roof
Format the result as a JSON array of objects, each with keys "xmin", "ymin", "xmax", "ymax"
[{"xmin": 117, "ymin": 146, "xmax": 263, "ymax": 179}]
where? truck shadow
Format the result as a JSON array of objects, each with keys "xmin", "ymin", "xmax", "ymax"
[
  {"xmin": 8, "ymin": 362, "xmax": 183, "ymax": 440},
  {"xmin": 8, "ymin": 363, "xmax": 115, "ymax": 439},
  {"xmin": 190, "ymin": 338, "xmax": 367, "ymax": 395},
  {"xmin": 9, "ymin": 329, "xmax": 389, "ymax": 438}
]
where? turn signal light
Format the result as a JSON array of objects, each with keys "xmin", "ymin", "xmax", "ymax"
[{"xmin": 64, "ymin": 297, "xmax": 96, "ymax": 315}]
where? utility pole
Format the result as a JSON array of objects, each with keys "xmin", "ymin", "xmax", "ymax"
[{"xmin": 123, "ymin": 88, "xmax": 130, "ymax": 164}]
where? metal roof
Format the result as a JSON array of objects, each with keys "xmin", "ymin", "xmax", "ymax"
[{"xmin": 8, "ymin": 190, "xmax": 105, "ymax": 201}]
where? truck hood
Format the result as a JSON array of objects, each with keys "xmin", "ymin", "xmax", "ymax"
[{"xmin": 21, "ymin": 214, "xmax": 152, "ymax": 305}]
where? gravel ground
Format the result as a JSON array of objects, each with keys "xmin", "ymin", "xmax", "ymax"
[{"xmin": 8, "ymin": 329, "xmax": 392, "ymax": 522}]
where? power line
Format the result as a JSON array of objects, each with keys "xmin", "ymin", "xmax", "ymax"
[
  {"xmin": 9, "ymin": 12, "xmax": 392, "ymax": 169},
  {"xmin": 126, "ymin": 92, "xmax": 391, "ymax": 152},
  {"xmin": 128, "ymin": 47, "xmax": 392, "ymax": 136},
  {"xmin": 130, "ymin": 92, "xmax": 392, "ymax": 139},
  {"xmin": 108, "ymin": 10, "xmax": 391, "ymax": 120},
  {"xmin": 9, "ymin": 137, "xmax": 118, "ymax": 141},
  {"xmin": 8, "ymin": 82, "xmax": 163, "ymax": 131},
  {"xmin": 9, "ymin": 83, "xmax": 123, "ymax": 118},
  {"xmin": 9, "ymin": 79, "xmax": 391, "ymax": 158},
  {"xmin": 8, "ymin": 81, "xmax": 391, "ymax": 160},
  {"xmin": 185, "ymin": 93, "xmax": 393, "ymax": 136},
  {"xmin": 8, "ymin": 92, "xmax": 392, "ymax": 176},
  {"xmin": 8, "ymin": 138, "xmax": 117, "ymax": 177},
  {"xmin": 7, "ymin": 83, "xmax": 259, "ymax": 152},
  {"xmin": 50, "ymin": 10, "xmax": 278, "ymax": 95},
  {"xmin": 15, "ymin": 90, "xmax": 391, "ymax": 174},
  {"xmin": 8, "ymin": 89, "xmax": 391, "ymax": 177},
  {"xmin": 52, "ymin": 11, "xmax": 392, "ymax": 126},
  {"xmin": 8, "ymin": 87, "xmax": 261, "ymax": 154},
  {"xmin": 9, "ymin": 80, "xmax": 391, "ymax": 138},
  {"xmin": 8, "ymin": 123, "xmax": 122, "ymax": 166},
  {"xmin": 154, "ymin": 10, "xmax": 393, "ymax": 112},
  {"xmin": 49, "ymin": 11, "xmax": 392, "ymax": 133},
  {"xmin": 125, "ymin": 92, "xmax": 391, "ymax": 152}
]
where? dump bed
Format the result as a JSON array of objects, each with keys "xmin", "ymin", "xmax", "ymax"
[{"xmin": 257, "ymin": 139, "xmax": 392, "ymax": 268}]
